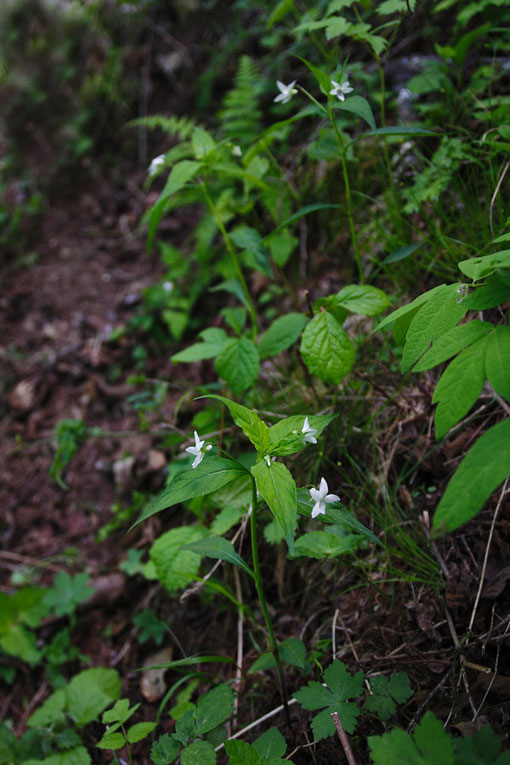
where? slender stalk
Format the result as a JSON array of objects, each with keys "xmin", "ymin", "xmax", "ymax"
[
  {"xmin": 201, "ymin": 182, "xmax": 258, "ymax": 338},
  {"xmin": 329, "ymin": 106, "xmax": 365, "ymax": 283},
  {"xmin": 121, "ymin": 725, "xmax": 133, "ymax": 765},
  {"xmin": 250, "ymin": 478, "xmax": 292, "ymax": 729}
]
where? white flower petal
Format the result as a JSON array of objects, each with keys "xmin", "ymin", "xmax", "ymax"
[
  {"xmin": 309, "ymin": 487, "xmax": 322, "ymax": 502},
  {"xmin": 325, "ymin": 493, "xmax": 340, "ymax": 504},
  {"xmin": 319, "ymin": 477, "xmax": 328, "ymax": 496},
  {"xmin": 311, "ymin": 500, "xmax": 324, "ymax": 518}
]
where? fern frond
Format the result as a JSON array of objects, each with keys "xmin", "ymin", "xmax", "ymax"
[
  {"xmin": 127, "ymin": 114, "xmax": 198, "ymax": 141},
  {"xmin": 217, "ymin": 56, "xmax": 262, "ymax": 147}
]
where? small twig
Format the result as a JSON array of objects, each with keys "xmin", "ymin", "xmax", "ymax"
[
  {"xmin": 472, "ymin": 644, "xmax": 500, "ymax": 722},
  {"xmin": 15, "ymin": 681, "xmax": 48, "ymax": 735},
  {"xmin": 233, "ymin": 566, "xmax": 244, "ymax": 729},
  {"xmin": 468, "ymin": 477, "xmax": 509, "ymax": 634},
  {"xmin": 331, "ymin": 712, "xmax": 357, "ymax": 765},
  {"xmin": 215, "ymin": 698, "xmax": 299, "ymax": 752},
  {"xmin": 445, "ymin": 607, "xmax": 477, "ymax": 718},
  {"xmin": 489, "ymin": 161, "xmax": 509, "ymax": 236},
  {"xmin": 332, "ymin": 608, "xmax": 339, "ymax": 658}
]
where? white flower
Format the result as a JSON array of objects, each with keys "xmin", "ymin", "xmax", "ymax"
[
  {"xmin": 301, "ymin": 416, "xmax": 317, "ymax": 445},
  {"xmin": 185, "ymin": 431, "xmax": 213, "ymax": 469},
  {"xmin": 329, "ymin": 79, "xmax": 353, "ymax": 102},
  {"xmin": 162, "ymin": 280, "xmax": 174, "ymax": 293},
  {"xmin": 231, "ymin": 145, "xmax": 242, "ymax": 157},
  {"xmin": 309, "ymin": 477, "xmax": 340, "ymax": 519},
  {"xmin": 148, "ymin": 154, "xmax": 165, "ymax": 176},
  {"xmin": 274, "ymin": 80, "xmax": 298, "ymax": 104}
]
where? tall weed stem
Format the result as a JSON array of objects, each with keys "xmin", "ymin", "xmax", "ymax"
[
  {"xmin": 250, "ymin": 478, "xmax": 292, "ymax": 729},
  {"xmin": 201, "ymin": 182, "xmax": 258, "ymax": 337}
]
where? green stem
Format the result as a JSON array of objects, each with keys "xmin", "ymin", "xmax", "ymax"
[
  {"xmin": 250, "ymin": 478, "xmax": 292, "ymax": 729},
  {"xmin": 329, "ymin": 106, "xmax": 364, "ymax": 283},
  {"xmin": 121, "ymin": 725, "xmax": 133, "ymax": 765},
  {"xmin": 201, "ymin": 182, "xmax": 258, "ymax": 338}
]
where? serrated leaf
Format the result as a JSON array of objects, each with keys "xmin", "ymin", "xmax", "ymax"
[
  {"xmin": 43, "ymin": 572, "xmax": 94, "ymax": 617},
  {"xmin": 388, "ymin": 673, "xmax": 413, "ymax": 704},
  {"xmin": 195, "ymin": 683, "xmax": 235, "ymax": 734},
  {"xmin": 279, "ymin": 638, "xmax": 306, "ymax": 669},
  {"xmin": 365, "ymin": 689, "xmax": 397, "ymax": 721},
  {"xmin": 126, "ymin": 721, "xmax": 157, "ymax": 743},
  {"xmin": 231, "ymin": 226, "xmax": 272, "ymax": 278},
  {"xmin": 203, "ymin": 395, "xmax": 270, "ymax": 453},
  {"xmin": 291, "ymin": 531, "xmax": 362, "ymax": 559},
  {"xmin": 334, "ymin": 285, "xmax": 390, "ymax": 316},
  {"xmin": 454, "ymin": 724, "xmax": 509, "ymax": 764},
  {"xmin": 413, "ymin": 320, "xmax": 493, "ymax": 371},
  {"xmin": 27, "ymin": 689, "xmax": 66, "ymax": 728},
  {"xmin": 375, "ymin": 283, "xmax": 446, "ymax": 333},
  {"xmin": 149, "ymin": 525, "xmax": 205, "ymax": 592},
  {"xmin": 134, "ymin": 457, "xmax": 247, "ymax": 526},
  {"xmin": 253, "ymin": 727, "xmax": 287, "ymax": 760},
  {"xmin": 458, "ymin": 250, "xmax": 510, "ymax": 280},
  {"xmin": 172, "ymin": 329, "xmax": 230, "ymax": 362},
  {"xmin": 432, "ymin": 336, "xmax": 488, "ymax": 439},
  {"xmin": 151, "ymin": 733, "xmax": 181, "ymax": 765},
  {"xmin": 294, "ymin": 660, "xmax": 363, "ymax": 740},
  {"xmin": 267, "ymin": 414, "xmax": 336, "ymax": 457},
  {"xmin": 102, "ymin": 698, "xmax": 138, "ymax": 725},
  {"xmin": 210, "ymin": 506, "xmax": 243, "ymax": 536},
  {"xmin": 215, "ymin": 337, "xmax": 260, "ymax": 394},
  {"xmin": 431, "ymin": 419, "xmax": 510, "ymax": 537},
  {"xmin": 251, "ymin": 460, "xmax": 297, "ymax": 552},
  {"xmin": 300, "ymin": 311, "xmax": 355, "ymax": 385},
  {"xmin": 181, "ymin": 739, "xmax": 216, "ymax": 765},
  {"xmin": 369, "ymin": 711, "xmax": 454, "ymax": 764},
  {"xmin": 225, "ymin": 740, "xmax": 263, "ymax": 765},
  {"xmin": 258, "ymin": 313, "xmax": 307, "ymax": 359},
  {"xmin": 66, "ymin": 668, "xmax": 121, "ymax": 727},
  {"xmin": 184, "ymin": 537, "xmax": 254, "ymax": 578},
  {"xmin": 486, "ymin": 326, "xmax": 510, "ymax": 401},
  {"xmin": 248, "ymin": 652, "xmax": 276, "ymax": 674},
  {"xmin": 96, "ymin": 731, "xmax": 125, "ymax": 750},
  {"xmin": 336, "ymin": 96, "xmax": 376, "ymax": 130},
  {"xmin": 401, "ymin": 284, "xmax": 467, "ymax": 372}
]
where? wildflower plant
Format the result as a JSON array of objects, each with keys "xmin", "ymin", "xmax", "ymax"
[{"xmin": 133, "ymin": 398, "xmax": 380, "ymax": 720}]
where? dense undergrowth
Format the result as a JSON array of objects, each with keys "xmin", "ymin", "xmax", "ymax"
[{"xmin": 1, "ymin": 0, "xmax": 510, "ymax": 763}]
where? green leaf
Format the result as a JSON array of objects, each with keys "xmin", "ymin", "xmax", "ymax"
[
  {"xmin": 251, "ymin": 460, "xmax": 297, "ymax": 552},
  {"xmin": 134, "ymin": 456, "xmax": 247, "ymax": 526},
  {"xmin": 184, "ymin": 537, "xmax": 254, "ymax": 579},
  {"xmin": 432, "ymin": 336, "xmax": 488, "ymax": 439},
  {"xmin": 266, "ymin": 230, "xmax": 297, "ymax": 267},
  {"xmin": 43, "ymin": 572, "xmax": 94, "ymax": 617},
  {"xmin": 253, "ymin": 727, "xmax": 287, "ymax": 761},
  {"xmin": 300, "ymin": 311, "xmax": 355, "ymax": 385},
  {"xmin": 375, "ymin": 283, "xmax": 446, "ymax": 333},
  {"xmin": 27, "ymin": 689, "xmax": 66, "ymax": 728},
  {"xmin": 151, "ymin": 733, "xmax": 181, "ymax": 765},
  {"xmin": 291, "ymin": 531, "xmax": 362, "ymax": 559},
  {"xmin": 215, "ymin": 337, "xmax": 260, "ymax": 394},
  {"xmin": 66, "ymin": 668, "xmax": 121, "ymax": 727},
  {"xmin": 268, "ymin": 414, "xmax": 336, "ymax": 457},
  {"xmin": 96, "ymin": 731, "xmax": 125, "ymax": 750},
  {"xmin": 486, "ymin": 326, "xmax": 510, "ymax": 401},
  {"xmin": 382, "ymin": 242, "xmax": 423, "ymax": 264},
  {"xmin": 195, "ymin": 683, "xmax": 235, "ymax": 734},
  {"xmin": 258, "ymin": 313, "xmax": 307, "ymax": 359},
  {"xmin": 192, "ymin": 127, "xmax": 215, "ymax": 159},
  {"xmin": 267, "ymin": 0, "xmax": 295, "ymax": 27},
  {"xmin": 127, "ymin": 721, "xmax": 157, "ymax": 743},
  {"xmin": 336, "ymin": 95, "xmax": 376, "ymax": 130},
  {"xmin": 248, "ymin": 652, "xmax": 276, "ymax": 674},
  {"xmin": 458, "ymin": 250, "xmax": 510, "ymax": 281},
  {"xmin": 172, "ymin": 329, "xmax": 230, "ymax": 362},
  {"xmin": 369, "ymin": 711, "xmax": 455, "ymax": 764},
  {"xmin": 294, "ymin": 55, "xmax": 331, "ymax": 96},
  {"xmin": 225, "ymin": 740, "xmax": 263, "ymax": 765},
  {"xmin": 334, "ymin": 285, "xmax": 390, "ymax": 316},
  {"xmin": 147, "ymin": 160, "xmax": 203, "ymax": 250},
  {"xmin": 401, "ymin": 284, "xmax": 467, "ymax": 372},
  {"xmin": 461, "ymin": 274, "xmax": 510, "ymax": 310},
  {"xmin": 262, "ymin": 204, "xmax": 341, "ymax": 241},
  {"xmin": 296, "ymin": 488, "xmax": 381, "ymax": 545},
  {"xmin": 454, "ymin": 724, "xmax": 510, "ymax": 764},
  {"xmin": 364, "ymin": 673, "xmax": 413, "ymax": 722},
  {"xmin": 413, "ymin": 320, "xmax": 493, "ymax": 372},
  {"xmin": 279, "ymin": 638, "xmax": 306, "ymax": 669},
  {"xmin": 230, "ymin": 226, "xmax": 272, "ymax": 278},
  {"xmin": 209, "ymin": 279, "xmax": 251, "ymax": 312},
  {"xmin": 102, "ymin": 698, "xmax": 138, "ymax": 725},
  {"xmin": 0, "ymin": 623, "xmax": 41, "ymax": 666},
  {"xmin": 204, "ymin": 395, "xmax": 270, "ymax": 452},
  {"xmin": 210, "ymin": 506, "xmax": 243, "ymax": 536},
  {"xmin": 293, "ymin": 659, "xmax": 364, "ymax": 741},
  {"xmin": 431, "ymin": 419, "xmax": 510, "ymax": 537},
  {"xmin": 389, "ymin": 672, "xmax": 414, "ymax": 704},
  {"xmin": 181, "ymin": 740, "xmax": 216, "ymax": 765},
  {"xmin": 148, "ymin": 525, "xmax": 205, "ymax": 592},
  {"xmin": 25, "ymin": 746, "xmax": 93, "ymax": 764},
  {"xmin": 222, "ymin": 307, "xmax": 247, "ymax": 336},
  {"xmin": 362, "ymin": 126, "xmax": 434, "ymax": 137}
]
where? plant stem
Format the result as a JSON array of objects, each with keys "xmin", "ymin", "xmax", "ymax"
[
  {"xmin": 121, "ymin": 725, "xmax": 133, "ymax": 765},
  {"xmin": 250, "ymin": 478, "xmax": 292, "ymax": 729},
  {"xmin": 329, "ymin": 107, "xmax": 364, "ymax": 283},
  {"xmin": 201, "ymin": 182, "xmax": 258, "ymax": 338}
]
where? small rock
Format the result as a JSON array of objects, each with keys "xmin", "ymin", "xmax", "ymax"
[
  {"xmin": 9, "ymin": 380, "xmax": 35, "ymax": 411},
  {"xmin": 140, "ymin": 646, "xmax": 173, "ymax": 702}
]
